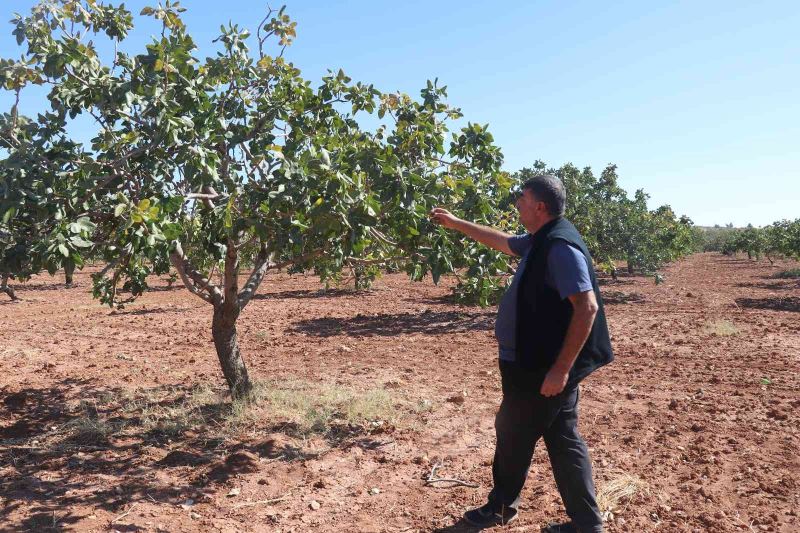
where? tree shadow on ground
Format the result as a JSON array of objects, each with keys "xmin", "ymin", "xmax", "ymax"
[
  {"xmin": 597, "ymin": 278, "xmax": 636, "ymax": 286},
  {"xmin": 0, "ymin": 378, "xmax": 393, "ymax": 531},
  {"xmin": 768, "ymin": 269, "xmax": 800, "ymax": 280},
  {"xmin": 252, "ymin": 287, "xmax": 370, "ymax": 300},
  {"xmin": 432, "ymin": 518, "xmax": 484, "ymax": 532},
  {"xmin": 600, "ymin": 290, "xmax": 645, "ymax": 305},
  {"xmin": 144, "ymin": 284, "xmax": 184, "ymax": 292},
  {"xmin": 289, "ymin": 309, "xmax": 495, "ymax": 337},
  {"xmin": 734, "ymin": 281, "xmax": 799, "ymax": 291},
  {"xmin": 712, "ymin": 255, "xmax": 756, "ymax": 264},
  {"xmin": 7, "ymin": 282, "xmax": 70, "ymax": 292},
  {"xmin": 414, "ymin": 294, "xmax": 460, "ymax": 306},
  {"xmin": 109, "ymin": 306, "xmax": 194, "ymax": 316},
  {"xmin": 0, "ymin": 379, "xmax": 179, "ymax": 531},
  {"xmin": 735, "ymin": 297, "xmax": 800, "ymax": 313}
]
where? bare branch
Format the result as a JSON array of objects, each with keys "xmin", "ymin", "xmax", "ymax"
[
  {"xmin": 170, "ymin": 242, "xmax": 222, "ymax": 305},
  {"xmin": 369, "ymin": 227, "xmax": 398, "ymax": 248},
  {"xmin": 270, "ymin": 249, "xmax": 324, "ymax": 271},
  {"xmin": 425, "ymin": 461, "xmax": 479, "ymax": 489},
  {"xmin": 222, "ymin": 237, "xmax": 240, "ymax": 310},
  {"xmin": 344, "ymin": 256, "xmax": 407, "ymax": 266},
  {"xmin": 200, "ymin": 186, "xmax": 219, "ymax": 209},
  {"xmin": 186, "ymin": 192, "xmax": 220, "ymax": 200},
  {"xmin": 238, "ymin": 248, "xmax": 324, "ymax": 309},
  {"xmin": 237, "ymin": 244, "xmax": 271, "ymax": 310}
]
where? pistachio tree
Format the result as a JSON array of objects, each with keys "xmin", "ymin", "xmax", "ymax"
[
  {"xmin": 0, "ymin": 1, "xmax": 506, "ymax": 398},
  {"xmin": 514, "ymin": 161, "xmax": 697, "ymax": 279}
]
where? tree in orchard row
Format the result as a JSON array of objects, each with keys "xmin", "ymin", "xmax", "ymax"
[
  {"xmin": 514, "ymin": 161, "xmax": 696, "ymax": 278},
  {"xmin": 0, "ymin": 1, "xmax": 510, "ymax": 398},
  {"xmin": 718, "ymin": 219, "xmax": 800, "ymax": 261},
  {"xmin": 0, "ymin": 149, "xmax": 95, "ymax": 300}
]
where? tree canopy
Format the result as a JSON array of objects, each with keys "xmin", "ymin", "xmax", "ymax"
[{"xmin": 0, "ymin": 0, "xmax": 510, "ymax": 397}]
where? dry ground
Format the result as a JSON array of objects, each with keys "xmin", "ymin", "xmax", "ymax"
[{"xmin": 1, "ymin": 253, "xmax": 798, "ymax": 532}]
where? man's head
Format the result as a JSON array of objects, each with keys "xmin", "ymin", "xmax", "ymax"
[{"xmin": 514, "ymin": 174, "xmax": 565, "ymax": 233}]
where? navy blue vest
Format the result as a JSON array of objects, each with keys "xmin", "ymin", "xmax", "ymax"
[{"xmin": 515, "ymin": 217, "xmax": 614, "ymax": 385}]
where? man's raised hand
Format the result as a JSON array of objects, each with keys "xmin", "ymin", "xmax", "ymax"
[{"xmin": 430, "ymin": 207, "xmax": 460, "ymax": 230}]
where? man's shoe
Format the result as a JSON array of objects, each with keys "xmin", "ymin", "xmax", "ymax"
[
  {"xmin": 463, "ymin": 503, "xmax": 518, "ymax": 528},
  {"xmin": 542, "ymin": 522, "xmax": 603, "ymax": 533}
]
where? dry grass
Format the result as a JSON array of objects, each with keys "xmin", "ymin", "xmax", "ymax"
[
  {"xmin": 596, "ymin": 472, "xmax": 649, "ymax": 514},
  {"xmin": 33, "ymin": 379, "xmax": 418, "ymax": 450},
  {"xmin": 0, "ymin": 347, "xmax": 41, "ymax": 359},
  {"xmin": 703, "ymin": 319, "xmax": 739, "ymax": 336},
  {"xmin": 65, "ymin": 414, "xmax": 117, "ymax": 445},
  {"xmin": 252, "ymin": 379, "xmax": 409, "ymax": 435}
]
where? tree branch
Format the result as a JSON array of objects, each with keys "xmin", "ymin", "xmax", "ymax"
[
  {"xmin": 344, "ymin": 256, "xmax": 407, "ymax": 266},
  {"xmin": 237, "ymin": 243, "xmax": 271, "ymax": 310},
  {"xmin": 169, "ymin": 242, "xmax": 222, "ymax": 305},
  {"xmin": 237, "ymin": 248, "xmax": 323, "ymax": 309},
  {"xmin": 222, "ymin": 237, "xmax": 240, "ymax": 311}
]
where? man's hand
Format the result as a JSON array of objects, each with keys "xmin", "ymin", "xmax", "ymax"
[
  {"xmin": 429, "ymin": 207, "xmax": 517, "ymax": 255},
  {"xmin": 429, "ymin": 207, "xmax": 461, "ymax": 230},
  {"xmin": 540, "ymin": 367, "xmax": 569, "ymax": 397}
]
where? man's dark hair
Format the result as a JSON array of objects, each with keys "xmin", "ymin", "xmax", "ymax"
[{"xmin": 521, "ymin": 174, "xmax": 566, "ymax": 217}]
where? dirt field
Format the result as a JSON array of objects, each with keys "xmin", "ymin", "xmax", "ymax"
[{"xmin": 1, "ymin": 253, "xmax": 798, "ymax": 532}]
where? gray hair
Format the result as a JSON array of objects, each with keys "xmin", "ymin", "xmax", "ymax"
[{"xmin": 522, "ymin": 174, "xmax": 566, "ymax": 217}]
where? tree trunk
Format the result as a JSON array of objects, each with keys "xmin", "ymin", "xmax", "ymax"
[
  {"xmin": 211, "ymin": 306, "xmax": 253, "ymax": 400},
  {"xmin": 627, "ymin": 260, "xmax": 634, "ymax": 275},
  {"xmin": 1, "ymin": 274, "xmax": 19, "ymax": 301},
  {"xmin": 64, "ymin": 260, "xmax": 75, "ymax": 288}
]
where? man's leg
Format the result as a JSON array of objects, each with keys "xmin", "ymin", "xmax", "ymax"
[
  {"xmin": 486, "ymin": 392, "xmax": 539, "ymax": 511},
  {"xmin": 542, "ymin": 386, "xmax": 603, "ymax": 532},
  {"xmin": 487, "ymin": 362, "xmax": 565, "ymax": 512}
]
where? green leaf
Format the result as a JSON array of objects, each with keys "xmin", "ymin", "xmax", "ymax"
[
  {"xmin": 268, "ymin": 183, "xmax": 285, "ymax": 199},
  {"xmin": 114, "ymin": 204, "xmax": 126, "ymax": 217},
  {"xmin": 2, "ymin": 206, "xmax": 17, "ymax": 224},
  {"xmin": 75, "ymin": 217, "xmax": 96, "ymax": 233},
  {"xmin": 58, "ymin": 243, "xmax": 70, "ymax": 257},
  {"xmin": 162, "ymin": 223, "xmax": 183, "ymax": 240},
  {"xmin": 71, "ymin": 236, "xmax": 93, "ymax": 248}
]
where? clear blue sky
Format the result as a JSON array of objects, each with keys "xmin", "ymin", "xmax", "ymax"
[{"xmin": 2, "ymin": 0, "xmax": 798, "ymax": 227}]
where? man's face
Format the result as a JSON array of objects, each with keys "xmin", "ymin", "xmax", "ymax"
[{"xmin": 515, "ymin": 188, "xmax": 548, "ymax": 231}]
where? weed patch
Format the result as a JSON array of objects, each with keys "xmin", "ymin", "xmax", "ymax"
[
  {"xmin": 703, "ymin": 319, "xmax": 739, "ymax": 336},
  {"xmin": 772, "ymin": 268, "xmax": 800, "ymax": 279}
]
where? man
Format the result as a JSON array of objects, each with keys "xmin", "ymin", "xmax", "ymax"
[{"xmin": 430, "ymin": 174, "xmax": 613, "ymax": 532}]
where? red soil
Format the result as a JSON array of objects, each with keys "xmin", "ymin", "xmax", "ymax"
[{"xmin": 1, "ymin": 253, "xmax": 798, "ymax": 532}]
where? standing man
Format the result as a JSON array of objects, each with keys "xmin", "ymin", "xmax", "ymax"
[{"xmin": 430, "ymin": 174, "xmax": 612, "ymax": 532}]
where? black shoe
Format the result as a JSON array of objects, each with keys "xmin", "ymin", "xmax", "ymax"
[
  {"xmin": 463, "ymin": 503, "xmax": 518, "ymax": 528},
  {"xmin": 542, "ymin": 522, "xmax": 603, "ymax": 533}
]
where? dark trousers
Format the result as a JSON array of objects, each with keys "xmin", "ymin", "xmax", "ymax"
[{"xmin": 487, "ymin": 360, "xmax": 603, "ymax": 532}]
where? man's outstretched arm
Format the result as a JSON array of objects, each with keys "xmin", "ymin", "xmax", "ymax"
[{"xmin": 429, "ymin": 207, "xmax": 518, "ymax": 256}]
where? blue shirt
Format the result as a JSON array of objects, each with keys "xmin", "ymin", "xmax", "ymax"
[{"xmin": 496, "ymin": 234, "xmax": 593, "ymax": 362}]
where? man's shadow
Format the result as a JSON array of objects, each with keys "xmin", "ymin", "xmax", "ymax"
[
  {"xmin": 434, "ymin": 518, "xmax": 553, "ymax": 531},
  {"xmin": 433, "ymin": 518, "xmax": 483, "ymax": 532}
]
